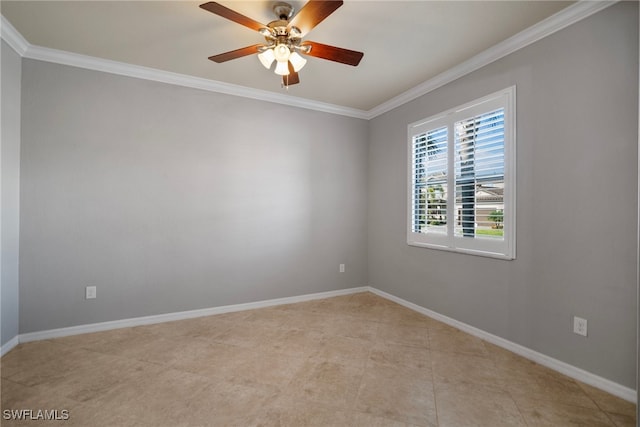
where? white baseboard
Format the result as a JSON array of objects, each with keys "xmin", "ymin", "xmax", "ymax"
[
  {"xmin": 1, "ymin": 335, "xmax": 19, "ymax": 357},
  {"xmin": 367, "ymin": 286, "xmax": 637, "ymax": 404},
  {"xmin": 18, "ymin": 287, "xmax": 369, "ymax": 343}
]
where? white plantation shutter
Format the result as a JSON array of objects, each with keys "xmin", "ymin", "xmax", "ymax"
[
  {"xmin": 407, "ymin": 87, "xmax": 516, "ymax": 260},
  {"xmin": 411, "ymin": 127, "xmax": 448, "ymax": 235},
  {"xmin": 454, "ymin": 108, "xmax": 505, "ymax": 240}
]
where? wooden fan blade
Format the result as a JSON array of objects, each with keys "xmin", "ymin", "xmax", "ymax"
[
  {"xmin": 200, "ymin": 2, "xmax": 265, "ymax": 32},
  {"xmin": 283, "ymin": 61, "xmax": 300, "ymax": 86},
  {"xmin": 289, "ymin": 0, "xmax": 343, "ymax": 36},
  {"xmin": 302, "ymin": 41, "xmax": 363, "ymax": 66},
  {"xmin": 208, "ymin": 44, "xmax": 262, "ymax": 63}
]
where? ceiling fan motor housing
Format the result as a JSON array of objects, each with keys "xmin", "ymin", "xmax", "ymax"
[
  {"xmin": 272, "ymin": 2, "xmax": 294, "ymax": 20},
  {"xmin": 263, "ymin": 18, "xmax": 304, "ymax": 53}
]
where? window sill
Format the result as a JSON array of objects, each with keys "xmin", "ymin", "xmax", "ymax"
[{"xmin": 407, "ymin": 240, "xmax": 515, "ymax": 260}]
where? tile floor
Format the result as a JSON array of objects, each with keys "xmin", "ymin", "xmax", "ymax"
[{"xmin": 1, "ymin": 292, "xmax": 636, "ymax": 426}]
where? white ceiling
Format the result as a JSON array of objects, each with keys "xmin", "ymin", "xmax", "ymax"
[{"xmin": 1, "ymin": 1, "xmax": 573, "ymax": 111}]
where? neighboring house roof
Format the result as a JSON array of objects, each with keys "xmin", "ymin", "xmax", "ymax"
[{"xmin": 476, "ymin": 186, "xmax": 503, "ymax": 203}]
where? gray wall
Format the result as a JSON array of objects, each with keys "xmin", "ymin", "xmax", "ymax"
[
  {"xmin": 368, "ymin": 2, "xmax": 638, "ymax": 388},
  {"xmin": 19, "ymin": 61, "xmax": 368, "ymax": 333},
  {"xmin": 1, "ymin": 40, "xmax": 22, "ymax": 348}
]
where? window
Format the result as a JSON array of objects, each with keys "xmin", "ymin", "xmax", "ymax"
[{"xmin": 407, "ymin": 86, "xmax": 515, "ymax": 259}]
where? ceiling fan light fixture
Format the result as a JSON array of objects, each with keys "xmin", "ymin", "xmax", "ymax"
[
  {"xmin": 257, "ymin": 48, "xmax": 276, "ymax": 69},
  {"xmin": 298, "ymin": 44, "xmax": 312, "ymax": 54},
  {"xmin": 259, "ymin": 27, "xmax": 273, "ymax": 38},
  {"xmin": 289, "ymin": 51, "xmax": 307, "ymax": 72},
  {"xmin": 273, "ymin": 43, "xmax": 290, "ymax": 62},
  {"xmin": 289, "ymin": 26, "xmax": 302, "ymax": 38},
  {"xmin": 274, "ymin": 60, "xmax": 290, "ymax": 75}
]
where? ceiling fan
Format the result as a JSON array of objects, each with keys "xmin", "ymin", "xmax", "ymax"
[{"xmin": 199, "ymin": 1, "xmax": 364, "ymax": 87}]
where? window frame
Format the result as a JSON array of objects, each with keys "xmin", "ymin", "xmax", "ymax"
[{"xmin": 407, "ymin": 86, "xmax": 516, "ymax": 260}]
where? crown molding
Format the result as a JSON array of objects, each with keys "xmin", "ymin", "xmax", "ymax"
[
  {"xmin": 0, "ymin": 15, "xmax": 368, "ymax": 120},
  {"xmin": 2, "ymin": 1, "xmax": 616, "ymax": 120},
  {"xmin": 0, "ymin": 14, "xmax": 28, "ymax": 56},
  {"xmin": 21, "ymin": 44, "xmax": 369, "ymax": 119},
  {"xmin": 365, "ymin": 0, "xmax": 617, "ymax": 119}
]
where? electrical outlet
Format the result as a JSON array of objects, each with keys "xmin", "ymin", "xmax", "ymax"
[
  {"xmin": 86, "ymin": 286, "xmax": 97, "ymax": 300},
  {"xmin": 339, "ymin": 264, "xmax": 345, "ymax": 273},
  {"xmin": 573, "ymin": 316, "xmax": 587, "ymax": 337}
]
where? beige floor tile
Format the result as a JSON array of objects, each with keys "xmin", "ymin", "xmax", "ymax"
[
  {"xmin": 376, "ymin": 322, "xmax": 429, "ymax": 348},
  {"xmin": 606, "ymin": 411, "xmax": 637, "ymax": 427},
  {"xmin": 320, "ymin": 315, "xmax": 381, "ymax": 341},
  {"xmin": 1, "ymin": 377, "xmax": 93, "ymax": 427},
  {"xmin": 507, "ymin": 371, "xmax": 599, "ymax": 409},
  {"xmin": 1, "ymin": 378, "xmax": 39, "ymax": 408},
  {"xmin": 431, "ymin": 350, "xmax": 501, "ymax": 387},
  {"xmin": 356, "ymin": 361, "xmax": 438, "ymax": 426},
  {"xmin": 98, "ymin": 333, "xmax": 170, "ymax": 361},
  {"xmin": 263, "ymin": 328, "xmax": 325, "ymax": 358},
  {"xmin": 350, "ymin": 411, "xmax": 421, "ymax": 427},
  {"xmin": 212, "ymin": 322, "xmax": 280, "ymax": 349},
  {"xmin": 248, "ymin": 401, "xmax": 353, "ymax": 427},
  {"xmin": 283, "ymin": 311, "xmax": 338, "ymax": 333},
  {"xmin": 87, "ymin": 367, "xmax": 213, "ymax": 424},
  {"xmin": 577, "ymin": 381, "xmax": 637, "ymax": 418},
  {"xmin": 190, "ymin": 320, "xmax": 240, "ymax": 341},
  {"xmin": 317, "ymin": 294, "xmax": 363, "ymax": 311},
  {"xmin": 487, "ymin": 352, "xmax": 555, "ymax": 387},
  {"xmin": 428, "ymin": 326, "xmax": 488, "ymax": 357},
  {"xmin": 517, "ymin": 399, "xmax": 616, "ymax": 426},
  {"xmin": 287, "ymin": 360, "xmax": 365, "ymax": 409},
  {"xmin": 380, "ymin": 305, "xmax": 435, "ymax": 329},
  {"xmin": 3, "ymin": 347, "xmax": 105, "ymax": 388},
  {"xmin": 341, "ymin": 309, "xmax": 390, "ymax": 324},
  {"xmin": 77, "ymin": 362, "xmax": 169, "ymax": 411},
  {"xmin": 310, "ymin": 294, "xmax": 390, "ymax": 324},
  {"xmin": 348, "ymin": 292, "xmax": 389, "ymax": 305},
  {"xmin": 218, "ymin": 349, "xmax": 308, "ymax": 390},
  {"xmin": 0, "ymin": 292, "xmax": 627, "ymax": 426},
  {"xmin": 243, "ymin": 306, "xmax": 294, "ymax": 328},
  {"xmin": 347, "ymin": 292, "xmax": 398, "ymax": 312},
  {"xmin": 308, "ymin": 334, "xmax": 375, "ymax": 368},
  {"xmin": 172, "ymin": 379, "xmax": 279, "ymax": 426},
  {"xmin": 368, "ymin": 342, "xmax": 431, "ymax": 372},
  {"xmin": 31, "ymin": 352, "xmax": 152, "ymax": 403},
  {"xmin": 169, "ymin": 340, "xmax": 249, "ymax": 378},
  {"xmin": 434, "ymin": 382, "xmax": 527, "ymax": 427},
  {"xmin": 485, "ymin": 342, "xmax": 587, "ymax": 393},
  {"xmin": 102, "ymin": 334, "xmax": 186, "ymax": 365},
  {"xmin": 276, "ymin": 305, "xmax": 381, "ymax": 340},
  {"xmin": 0, "ymin": 340, "xmax": 75, "ymax": 379},
  {"xmin": 151, "ymin": 335, "xmax": 228, "ymax": 366}
]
